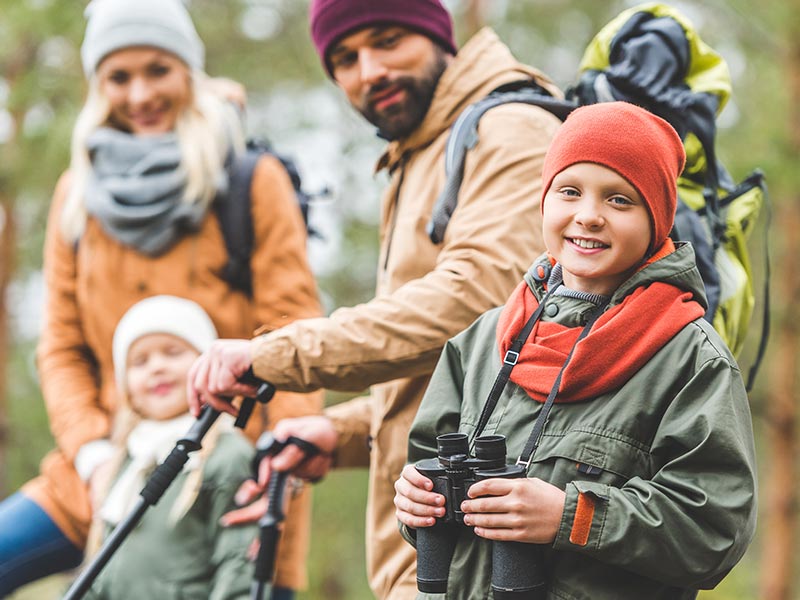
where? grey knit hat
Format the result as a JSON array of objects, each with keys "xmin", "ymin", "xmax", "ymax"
[{"xmin": 81, "ymin": 0, "xmax": 205, "ymax": 76}]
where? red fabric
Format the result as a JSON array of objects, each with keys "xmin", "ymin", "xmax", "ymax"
[
  {"xmin": 495, "ymin": 244, "xmax": 704, "ymax": 404},
  {"xmin": 540, "ymin": 102, "xmax": 686, "ymax": 254}
]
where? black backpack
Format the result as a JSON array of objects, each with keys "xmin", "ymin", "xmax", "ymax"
[{"xmin": 215, "ymin": 139, "xmax": 315, "ymax": 297}]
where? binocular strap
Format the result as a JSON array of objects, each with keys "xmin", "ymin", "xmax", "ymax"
[{"xmin": 473, "ymin": 291, "xmax": 610, "ymax": 469}]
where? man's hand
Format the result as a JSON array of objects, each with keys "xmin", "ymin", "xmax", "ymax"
[
  {"xmin": 394, "ymin": 464, "xmax": 445, "ymax": 528},
  {"xmin": 267, "ymin": 416, "xmax": 337, "ymax": 480},
  {"xmin": 461, "ymin": 477, "xmax": 566, "ymax": 544},
  {"xmin": 186, "ymin": 339, "xmax": 260, "ymax": 417},
  {"xmin": 220, "ymin": 416, "xmax": 338, "ymax": 527}
]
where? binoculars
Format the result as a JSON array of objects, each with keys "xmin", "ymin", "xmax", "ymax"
[{"xmin": 414, "ymin": 433, "xmax": 546, "ymax": 599}]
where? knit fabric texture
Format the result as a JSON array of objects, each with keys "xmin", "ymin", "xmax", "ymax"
[
  {"xmin": 81, "ymin": 0, "xmax": 205, "ymax": 75},
  {"xmin": 112, "ymin": 295, "xmax": 218, "ymax": 392},
  {"xmin": 309, "ymin": 0, "xmax": 456, "ymax": 74}
]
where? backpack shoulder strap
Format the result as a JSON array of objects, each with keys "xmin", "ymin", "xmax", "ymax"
[
  {"xmin": 427, "ymin": 82, "xmax": 576, "ymax": 244},
  {"xmin": 216, "ymin": 148, "xmax": 259, "ymax": 296}
]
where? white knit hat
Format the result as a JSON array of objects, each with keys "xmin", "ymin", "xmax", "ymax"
[
  {"xmin": 81, "ymin": 0, "xmax": 205, "ymax": 76},
  {"xmin": 112, "ymin": 295, "xmax": 218, "ymax": 392}
]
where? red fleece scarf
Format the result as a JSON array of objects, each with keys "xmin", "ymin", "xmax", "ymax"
[{"xmin": 495, "ymin": 245, "xmax": 705, "ymax": 403}]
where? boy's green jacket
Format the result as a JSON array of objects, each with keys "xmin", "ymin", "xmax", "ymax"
[
  {"xmin": 84, "ymin": 430, "xmax": 258, "ymax": 600},
  {"xmin": 404, "ymin": 243, "xmax": 757, "ymax": 600}
]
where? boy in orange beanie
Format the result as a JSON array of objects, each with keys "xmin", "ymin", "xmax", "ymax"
[{"xmin": 394, "ymin": 102, "xmax": 757, "ymax": 599}]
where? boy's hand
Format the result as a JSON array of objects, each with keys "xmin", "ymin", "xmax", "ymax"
[
  {"xmin": 394, "ymin": 464, "xmax": 446, "ymax": 528},
  {"xmin": 461, "ymin": 477, "xmax": 565, "ymax": 544}
]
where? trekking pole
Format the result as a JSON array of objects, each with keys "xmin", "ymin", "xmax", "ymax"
[
  {"xmin": 249, "ymin": 432, "xmax": 320, "ymax": 600},
  {"xmin": 62, "ymin": 369, "xmax": 274, "ymax": 600}
]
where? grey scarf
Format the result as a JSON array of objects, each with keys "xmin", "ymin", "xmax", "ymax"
[{"xmin": 84, "ymin": 127, "xmax": 213, "ymax": 256}]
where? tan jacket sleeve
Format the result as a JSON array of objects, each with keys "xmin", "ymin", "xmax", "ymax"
[
  {"xmin": 324, "ymin": 395, "xmax": 373, "ymax": 468},
  {"xmin": 251, "ymin": 106, "xmax": 559, "ymax": 396},
  {"xmin": 36, "ymin": 173, "xmax": 111, "ymax": 461}
]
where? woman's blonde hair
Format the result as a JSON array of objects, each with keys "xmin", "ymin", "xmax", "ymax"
[{"xmin": 60, "ymin": 67, "xmax": 245, "ymax": 242}]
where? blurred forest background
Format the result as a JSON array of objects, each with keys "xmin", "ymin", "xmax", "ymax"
[{"xmin": 0, "ymin": 0, "xmax": 798, "ymax": 598}]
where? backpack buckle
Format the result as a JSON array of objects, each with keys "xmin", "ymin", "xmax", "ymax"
[
  {"xmin": 503, "ymin": 350, "xmax": 519, "ymax": 366},
  {"xmin": 516, "ymin": 455, "xmax": 532, "ymax": 470}
]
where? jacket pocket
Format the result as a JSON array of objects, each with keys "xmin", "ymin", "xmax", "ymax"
[{"xmin": 525, "ymin": 428, "xmax": 652, "ymax": 487}]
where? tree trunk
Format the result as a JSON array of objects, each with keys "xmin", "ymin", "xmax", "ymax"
[
  {"xmin": 462, "ymin": 0, "xmax": 486, "ymax": 39},
  {"xmin": 758, "ymin": 11, "xmax": 800, "ymax": 599},
  {"xmin": 0, "ymin": 199, "xmax": 12, "ymax": 497}
]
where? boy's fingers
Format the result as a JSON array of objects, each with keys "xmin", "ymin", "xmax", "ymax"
[
  {"xmin": 401, "ymin": 464, "xmax": 434, "ymax": 490},
  {"xmin": 396, "ymin": 510, "xmax": 437, "ymax": 529},
  {"xmin": 466, "ymin": 478, "xmax": 512, "ymax": 499}
]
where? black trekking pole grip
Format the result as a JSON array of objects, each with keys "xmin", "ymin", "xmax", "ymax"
[
  {"xmin": 61, "ymin": 408, "xmax": 223, "ymax": 600},
  {"xmin": 250, "ymin": 470, "xmax": 290, "ymax": 600}
]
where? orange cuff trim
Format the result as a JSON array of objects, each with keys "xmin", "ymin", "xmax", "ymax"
[{"xmin": 569, "ymin": 491, "xmax": 596, "ymax": 546}]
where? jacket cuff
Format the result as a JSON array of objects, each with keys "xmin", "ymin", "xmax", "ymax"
[
  {"xmin": 74, "ymin": 438, "xmax": 115, "ymax": 481},
  {"xmin": 554, "ymin": 481, "xmax": 609, "ymax": 552}
]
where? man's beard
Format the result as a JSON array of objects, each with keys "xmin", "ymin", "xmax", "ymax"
[{"xmin": 358, "ymin": 49, "xmax": 449, "ymax": 141}]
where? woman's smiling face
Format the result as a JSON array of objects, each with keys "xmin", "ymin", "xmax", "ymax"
[
  {"xmin": 97, "ymin": 47, "xmax": 191, "ymax": 136},
  {"xmin": 543, "ymin": 162, "xmax": 652, "ymax": 296}
]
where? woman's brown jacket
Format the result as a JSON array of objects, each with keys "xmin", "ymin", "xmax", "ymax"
[{"xmin": 24, "ymin": 155, "xmax": 322, "ymax": 590}]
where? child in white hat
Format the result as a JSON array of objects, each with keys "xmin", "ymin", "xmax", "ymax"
[{"xmin": 84, "ymin": 295, "xmax": 258, "ymax": 599}]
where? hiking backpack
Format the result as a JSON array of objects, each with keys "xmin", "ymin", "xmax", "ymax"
[
  {"xmin": 427, "ymin": 2, "xmax": 769, "ymax": 390},
  {"xmin": 215, "ymin": 139, "xmax": 316, "ymax": 297}
]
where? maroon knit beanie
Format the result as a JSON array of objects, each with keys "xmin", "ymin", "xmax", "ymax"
[
  {"xmin": 309, "ymin": 0, "xmax": 457, "ymax": 75},
  {"xmin": 541, "ymin": 101, "xmax": 686, "ymax": 254}
]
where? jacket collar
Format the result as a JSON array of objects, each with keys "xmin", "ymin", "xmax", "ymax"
[
  {"xmin": 375, "ymin": 27, "xmax": 560, "ymax": 174},
  {"xmin": 524, "ymin": 241, "xmax": 709, "ymax": 311}
]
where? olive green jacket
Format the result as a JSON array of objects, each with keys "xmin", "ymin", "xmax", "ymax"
[
  {"xmin": 405, "ymin": 244, "xmax": 757, "ymax": 600},
  {"xmin": 84, "ymin": 431, "xmax": 258, "ymax": 600}
]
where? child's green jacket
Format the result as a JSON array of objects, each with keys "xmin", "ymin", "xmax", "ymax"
[
  {"xmin": 84, "ymin": 430, "xmax": 258, "ymax": 600},
  {"xmin": 404, "ymin": 243, "xmax": 757, "ymax": 600}
]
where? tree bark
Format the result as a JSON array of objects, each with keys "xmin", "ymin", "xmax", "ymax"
[
  {"xmin": 758, "ymin": 9, "xmax": 800, "ymax": 599},
  {"xmin": 462, "ymin": 0, "xmax": 487, "ymax": 39}
]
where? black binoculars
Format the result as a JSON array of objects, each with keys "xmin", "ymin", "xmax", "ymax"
[{"xmin": 414, "ymin": 433, "xmax": 546, "ymax": 599}]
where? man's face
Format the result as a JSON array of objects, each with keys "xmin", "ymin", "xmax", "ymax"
[{"xmin": 328, "ymin": 26, "xmax": 451, "ymax": 140}]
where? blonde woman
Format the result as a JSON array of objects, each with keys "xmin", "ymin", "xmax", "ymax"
[{"xmin": 0, "ymin": 1, "xmax": 322, "ymax": 598}]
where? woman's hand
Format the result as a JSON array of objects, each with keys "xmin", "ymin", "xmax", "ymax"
[
  {"xmin": 461, "ymin": 477, "xmax": 566, "ymax": 544},
  {"xmin": 394, "ymin": 464, "xmax": 446, "ymax": 528}
]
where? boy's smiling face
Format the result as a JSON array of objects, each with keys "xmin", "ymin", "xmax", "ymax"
[
  {"xmin": 126, "ymin": 333, "xmax": 200, "ymax": 420},
  {"xmin": 543, "ymin": 162, "xmax": 652, "ymax": 296}
]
